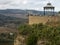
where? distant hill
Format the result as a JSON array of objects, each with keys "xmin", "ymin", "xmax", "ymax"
[
  {"xmin": 0, "ymin": 9, "xmax": 26, "ymax": 14},
  {"xmin": 0, "ymin": 14, "xmax": 27, "ymax": 28},
  {"xmin": 0, "ymin": 9, "xmax": 57, "ymax": 18},
  {"xmin": 0, "ymin": 9, "xmax": 58, "ymax": 26},
  {"xmin": 0, "ymin": 9, "xmax": 58, "ymax": 28}
]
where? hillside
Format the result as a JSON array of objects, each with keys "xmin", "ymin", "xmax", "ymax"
[
  {"xmin": 17, "ymin": 23, "xmax": 60, "ymax": 45},
  {"xmin": 0, "ymin": 14, "xmax": 27, "ymax": 28},
  {"xmin": 0, "ymin": 9, "xmax": 58, "ymax": 19}
]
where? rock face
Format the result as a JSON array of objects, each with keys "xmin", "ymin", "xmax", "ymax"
[
  {"xmin": 14, "ymin": 35, "xmax": 50, "ymax": 45},
  {"xmin": 37, "ymin": 40, "xmax": 49, "ymax": 45},
  {"xmin": 14, "ymin": 35, "xmax": 26, "ymax": 45}
]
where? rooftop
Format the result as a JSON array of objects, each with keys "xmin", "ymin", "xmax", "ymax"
[{"xmin": 44, "ymin": 3, "xmax": 54, "ymax": 8}]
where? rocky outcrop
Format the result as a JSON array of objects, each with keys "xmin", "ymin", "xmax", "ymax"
[{"xmin": 14, "ymin": 35, "xmax": 26, "ymax": 45}]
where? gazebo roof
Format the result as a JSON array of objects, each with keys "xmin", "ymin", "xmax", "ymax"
[{"xmin": 44, "ymin": 3, "xmax": 55, "ymax": 8}]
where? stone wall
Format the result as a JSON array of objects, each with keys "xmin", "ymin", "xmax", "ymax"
[{"xmin": 28, "ymin": 16, "xmax": 60, "ymax": 25}]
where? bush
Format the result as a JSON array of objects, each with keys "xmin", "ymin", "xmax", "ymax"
[
  {"xmin": 18, "ymin": 23, "xmax": 60, "ymax": 45},
  {"xmin": 26, "ymin": 33, "xmax": 38, "ymax": 45}
]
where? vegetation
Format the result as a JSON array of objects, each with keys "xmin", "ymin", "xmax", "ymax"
[
  {"xmin": 58, "ymin": 11, "xmax": 60, "ymax": 14},
  {"xmin": 26, "ymin": 33, "xmax": 38, "ymax": 45},
  {"xmin": 18, "ymin": 23, "xmax": 60, "ymax": 45}
]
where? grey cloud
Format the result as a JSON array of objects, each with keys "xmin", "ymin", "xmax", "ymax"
[
  {"xmin": 0, "ymin": 0, "xmax": 59, "ymax": 11},
  {"xmin": 0, "ymin": 0, "xmax": 12, "ymax": 5}
]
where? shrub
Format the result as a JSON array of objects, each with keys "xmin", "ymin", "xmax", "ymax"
[{"xmin": 26, "ymin": 33, "xmax": 38, "ymax": 45}]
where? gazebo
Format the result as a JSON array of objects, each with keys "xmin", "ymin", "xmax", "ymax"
[{"xmin": 44, "ymin": 3, "xmax": 55, "ymax": 16}]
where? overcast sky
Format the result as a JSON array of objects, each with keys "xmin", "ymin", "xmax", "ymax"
[{"xmin": 0, "ymin": 0, "xmax": 60, "ymax": 11}]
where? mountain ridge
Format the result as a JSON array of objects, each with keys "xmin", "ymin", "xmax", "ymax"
[
  {"xmin": 0, "ymin": 9, "xmax": 57, "ymax": 15},
  {"xmin": 0, "ymin": 9, "xmax": 58, "ymax": 19}
]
